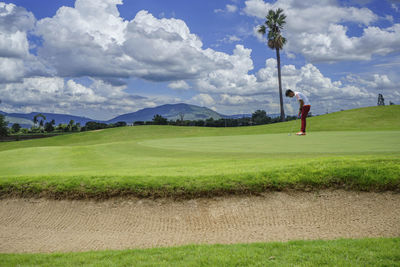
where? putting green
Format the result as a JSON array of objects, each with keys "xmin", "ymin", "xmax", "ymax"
[{"xmin": 140, "ymin": 131, "xmax": 400, "ymax": 154}]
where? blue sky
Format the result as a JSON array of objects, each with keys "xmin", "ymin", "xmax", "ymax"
[{"xmin": 0, "ymin": 0, "xmax": 399, "ymax": 120}]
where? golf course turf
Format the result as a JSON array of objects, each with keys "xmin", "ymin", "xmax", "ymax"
[
  {"xmin": 1, "ymin": 238, "xmax": 399, "ymax": 266},
  {"xmin": 0, "ymin": 105, "xmax": 399, "ymax": 198}
]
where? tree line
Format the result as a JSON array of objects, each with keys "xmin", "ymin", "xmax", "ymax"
[
  {"xmin": 144, "ymin": 110, "xmax": 300, "ymax": 127},
  {"xmin": 0, "ymin": 109, "xmax": 300, "ymax": 137},
  {"xmin": 0, "ymin": 113, "xmax": 128, "ymax": 137}
]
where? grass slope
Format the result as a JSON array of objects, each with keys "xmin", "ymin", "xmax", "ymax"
[
  {"xmin": 0, "ymin": 106, "xmax": 399, "ymax": 198},
  {"xmin": 1, "ymin": 238, "xmax": 399, "ymax": 267}
]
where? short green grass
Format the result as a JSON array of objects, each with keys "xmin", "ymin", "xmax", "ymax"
[
  {"xmin": 1, "ymin": 238, "xmax": 399, "ymax": 267},
  {"xmin": 0, "ymin": 106, "xmax": 399, "ymax": 198}
]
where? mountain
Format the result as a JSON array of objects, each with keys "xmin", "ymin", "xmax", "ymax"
[
  {"xmin": 107, "ymin": 103, "xmax": 223, "ymax": 123},
  {"xmin": 4, "ymin": 115, "xmax": 34, "ymax": 128},
  {"xmin": 1, "ymin": 103, "xmax": 271, "ymax": 127}
]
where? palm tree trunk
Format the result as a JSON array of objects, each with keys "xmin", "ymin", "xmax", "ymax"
[{"xmin": 276, "ymin": 47, "xmax": 285, "ymax": 121}]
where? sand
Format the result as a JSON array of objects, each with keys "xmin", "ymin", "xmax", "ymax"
[{"xmin": 1, "ymin": 190, "xmax": 399, "ymax": 253}]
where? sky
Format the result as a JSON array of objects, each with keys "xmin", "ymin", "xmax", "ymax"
[{"xmin": 0, "ymin": 0, "xmax": 399, "ymax": 120}]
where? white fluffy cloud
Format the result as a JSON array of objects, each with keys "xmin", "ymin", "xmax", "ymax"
[
  {"xmin": 191, "ymin": 93, "xmax": 216, "ymax": 106},
  {"xmin": 35, "ymin": 1, "xmax": 232, "ymax": 82},
  {"xmin": 0, "ymin": 2, "xmax": 52, "ymax": 84},
  {"xmin": 190, "ymin": 52, "xmax": 391, "ymax": 115},
  {"xmin": 0, "ymin": 3, "xmax": 34, "ymax": 58},
  {"xmin": 195, "ymin": 45, "xmax": 258, "ymax": 95},
  {"xmin": 0, "ymin": 77, "xmax": 169, "ymax": 119},
  {"xmin": 215, "ymin": 4, "xmax": 238, "ymax": 13},
  {"xmin": 0, "ymin": 57, "xmax": 24, "ymax": 83},
  {"xmin": 168, "ymin": 80, "xmax": 191, "ymax": 90},
  {"xmin": 0, "ymin": 3, "xmax": 44, "ymax": 83},
  {"xmin": 244, "ymin": 0, "xmax": 400, "ymax": 62}
]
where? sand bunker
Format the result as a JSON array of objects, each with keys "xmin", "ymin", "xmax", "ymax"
[{"xmin": 1, "ymin": 190, "xmax": 399, "ymax": 253}]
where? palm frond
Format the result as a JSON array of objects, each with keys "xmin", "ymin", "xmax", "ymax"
[
  {"xmin": 268, "ymin": 40, "xmax": 275, "ymax": 49},
  {"xmin": 268, "ymin": 31, "xmax": 275, "ymax": 40},
  {"xmin": 258, "ymin": 25, "xmax": 266, "ymax": 35}
]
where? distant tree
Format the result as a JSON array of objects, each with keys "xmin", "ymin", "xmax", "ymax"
[
  {"xmin": 74, "ymin": 122, "xmax": 81, "ymax": 132},
  {"xmin": 178, "ymin": 112, "xmax": 185, "ymax": 125},
  {"xmin": 152, "ymin": 114, "xmax": 168, "ymax": 125},
  {"xmin": 194, "ymin": 120, "xmax": 205, "ymax": 127},
  {"xmin": 252, "ymin": 110, "xmax": 271, "ymax": 125},
  {"xmin": 56, "ymin": 123, "xmax": 65, "ymax": 132},
  {"xmin": 390, "ymin": 101, "xmax": 395, "ymax": 105},
  {"xmin": 11, "ymin": 123, "xmax": 21, "ymax": 133},
  {"xmin": 378, "ymin": 94, "xmax": 385, "ymax": 106},
  {"xmin": 68, "ymin": 120, "xmax": 75, "ymax": 132},
  {"xmin": 205, "ymin": 117, "xmax": 214, "ymax": 127},
  {"xmin": 33, "ymin": 114, "xmax": 46, "ymax": 128},
  {"xmin": 0, "ymin": 114, "xmax": 8, "ymax": 137},
  {"xmin": 44, "ymin": 122, "xmax": 55, "ymax": 132},
  {"xmin": 114, "ymin": 121, "xmax": 127, "ymax": 127},
  {"xmin": 39, "ymin": 120, "xmax": 44, "ymax": 128},
  {"xmin": 134, "ymin": 121, "xmax": 145, "ymax": 126},
  {"xmin": 258, "ymin": 8, "xmax": 287, "ymax": 121},
  {"xmin": 85, "ymin": 121, "xmax": 108, "ymax": 131}
]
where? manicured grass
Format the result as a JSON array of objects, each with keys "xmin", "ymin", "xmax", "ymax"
[
  {"xmin": 0, "ymin": 106, "xmax": 399, "ymax": 198},
  {"xmin": 1, "ymin": 238, "xmax": 399, "ymax": 267}
]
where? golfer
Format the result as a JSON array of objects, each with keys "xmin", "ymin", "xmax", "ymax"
[{"xmin": 285, "ymin": 89, "xmax": 311, "ymax": 136}]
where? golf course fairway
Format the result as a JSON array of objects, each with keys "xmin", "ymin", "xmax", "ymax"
[{"xmin": 0, "ymin": 105, "xmax": 399, "ymax": 198}]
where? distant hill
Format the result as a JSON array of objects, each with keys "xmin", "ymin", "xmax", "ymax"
[
  {"xmin": 1, "ymin": 111, "xmax": 98, "ymax": 127},
  {"xmin": 107, "ymin": 103, "xmax": 224, "ymax": 123},
  {"xmin": 223, "ymin": 114, "xmax": 252, "ymax": 119},
  {"xmin": 4, "ymin": 116, "xmax": 34, "ymax": 128},
  {"xmin": 0, "ymin": 104, "xmax": 225, "ymax": 127},
  {"xmin": 1, "ymin": 103, "xmax": 279, "ymax": 127}
]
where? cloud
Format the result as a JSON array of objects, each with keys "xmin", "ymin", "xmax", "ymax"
[
  {"xmin": 0, "ymin": 3, "xmax": 44, "ymax": 83},
  {"xmin": 35, "ymin": 1, "xmax": 233, "ymax": 82},
  {"xmin": 215, "ymin": 4, "xmax": 238, "ymax": 13},
  {"xmin": 123, "ymin": 11, "xmax": 232, "ymax": 81},
  {"xmin": 226, "ymin": 4, "xmax": 238, "ymax": 13},
  {"xmin": 0, "ymin": 77, "xmax": 168, "ymax": 119},
  {"xmin": 0, "ymin": 3, "xmax": 35, "ymax": 58},
  {"xmin": 168, "ymin": 80, "xmax": 191, "ymax": 90},
  {"xmin": 220, "ymin": 94, "xmax": 258, "ymax": 105},
  {"xmin": 195, "ymin": 45, "xmax": 258, "ymax": 95},
  {"xmin": 0, "ymin": 58, "xmax": 24, "ymax": 83},
  {"xmin": 292, "ymin": 24, "xmax": 400, "ymax": 62},
  {"xmin": 189, "ymin": 51, "xmax": 398, "ymax": 115},
  {"xmin": 191, "ymin": 93, "xmax": 216, "ymax": 106},
  {"xmin": 244, "ymin": 0, "xmax": 400, "ymax": 62}
]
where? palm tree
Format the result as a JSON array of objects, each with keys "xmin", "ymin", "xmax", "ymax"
[
  {"xmin": 33, "ymin": 115, "xmax": 38, "ymax": 127},
  {"xmin": 68, "ymin": 120, "xmax": 75, "ymax": 132},
  {"xmin": 258, "ymin": 8, "xmax": 287, "ymax": 121},
  {"xmin": 33, "ymin": 113, "xmax": 46, "ymax": 129}
]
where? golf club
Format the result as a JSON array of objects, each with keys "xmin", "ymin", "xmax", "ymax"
[{"xmin": 288, "ymin": 115, "xmax": 300, "ymax": 136}]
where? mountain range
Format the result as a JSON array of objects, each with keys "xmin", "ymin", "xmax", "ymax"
[{"xmin": 1, "ymin": 103, "xmax": 254, "ymax": 128}]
